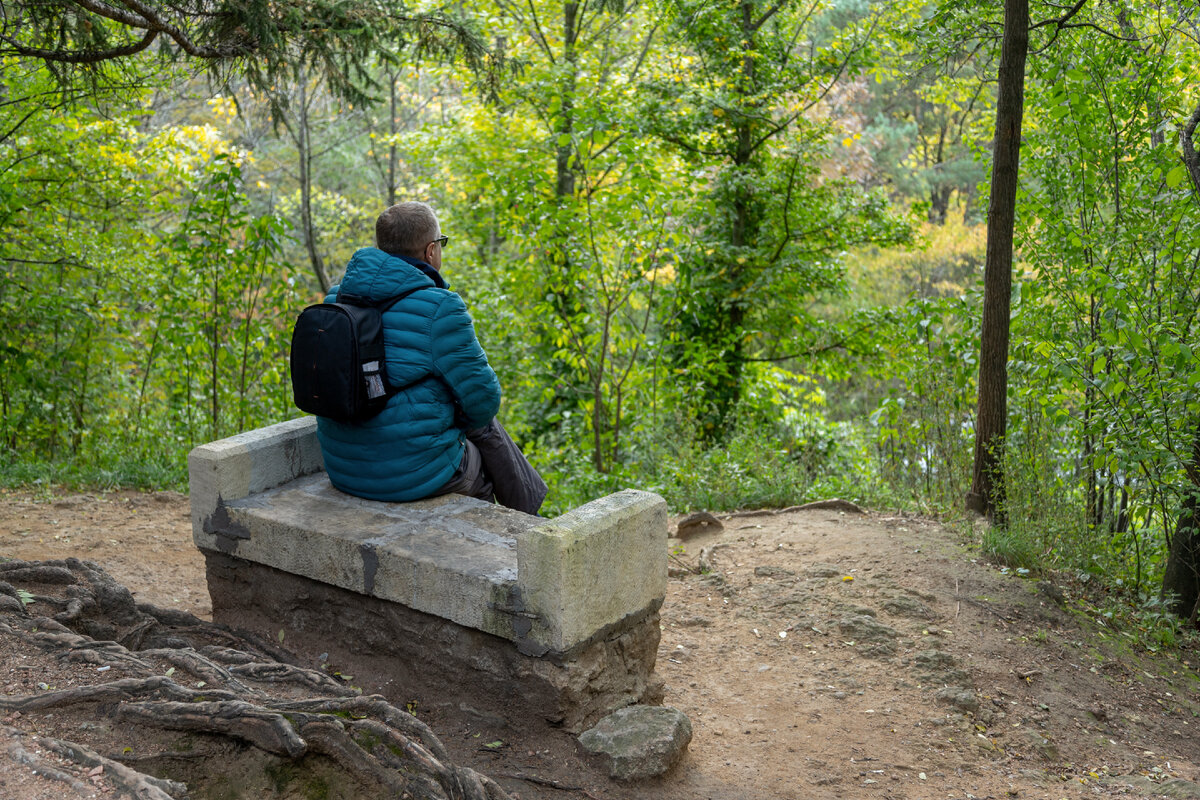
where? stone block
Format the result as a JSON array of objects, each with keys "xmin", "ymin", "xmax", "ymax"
[
  {"xmin": 518, "ymin": 490, "xmax": 667, "ymax": 654},
  {"xmin": 188, "ymin": 416, "xmax": 323, "ymax": 537}
]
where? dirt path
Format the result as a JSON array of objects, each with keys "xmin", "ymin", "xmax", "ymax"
[{"xmin": 1, "ymin": 487, "xmax": 1198, "ymax": 799}]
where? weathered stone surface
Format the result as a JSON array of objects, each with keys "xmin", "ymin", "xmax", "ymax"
[
  {"xmin": 206, "ymin": 553, "xmax": 664, "ymax": 732},
  {"xmin": 198, "ymin": 472, "xmax": 537, "ymax": 645},
  {"xmin": 188, "ymin": 415, "xmax": 324, "ymax": 531},
  {"xmin": 837, "ymin": 614, "xmax": 899, "ymax": 654},
  {"xmin": 913, "ymin": 649, "xmax": 956, "ymax": 669},
  {"xmin": 934, "ymin": 686, "xmax": 979, "ymax": 715},
  {"xmin": 577, "ymin": 705, "xmax": 692, "ymax": 780},
  {"xmin": 189, "ymin": 419, "xmax": 672, "ymax": 729},
  {"xmin": 804, "ymin": 563, "xmax": 844, "ymax": 578},
  {"xmin": 881, "ymin": 594, "xmax": 933, "ymax": 619},
  {"xmin": 1018, "ymin": 728, "xmax": 1059, "ymax": 761},
  {"xmin": 518, "ymin": 490, "xmax": 668, "ymax": 654}
]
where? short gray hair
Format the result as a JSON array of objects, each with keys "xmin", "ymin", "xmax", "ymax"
[{"xmin": 375, "ymin": 202, "xmax": 439, "ymax": 257}]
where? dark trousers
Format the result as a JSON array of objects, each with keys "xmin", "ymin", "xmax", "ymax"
[{"xmin": 435, "ymin": 419, "xmax": 548, "ymax": 515}]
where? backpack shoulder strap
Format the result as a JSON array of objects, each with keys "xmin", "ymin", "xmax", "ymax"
[{"xmin": 336, "ymin": 285, "xmax": 428, "ymax": 312}]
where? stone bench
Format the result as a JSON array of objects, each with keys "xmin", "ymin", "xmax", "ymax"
[{"xmin": 187, "ymin": 417, "xmax": 667, "ymax": 729}]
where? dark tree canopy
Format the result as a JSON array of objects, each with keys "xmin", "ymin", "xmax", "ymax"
[{"xmin": 0, "ymin": 0, "xmax": 490, "ymax": 103}]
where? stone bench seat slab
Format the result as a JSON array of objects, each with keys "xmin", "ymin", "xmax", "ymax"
[{"xmin": 198, "ymin": 472, "xmax": 539, "ymax": 642}]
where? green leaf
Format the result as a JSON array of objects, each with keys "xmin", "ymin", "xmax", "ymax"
[{"xmin": 1166, "ymin": 166, "xmax": 1187, "ymax": 189}]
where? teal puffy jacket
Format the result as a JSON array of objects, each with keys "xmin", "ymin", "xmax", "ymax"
[{"xmin": 315, "ymin": 247, "xmax": 501, "ymax": 501}]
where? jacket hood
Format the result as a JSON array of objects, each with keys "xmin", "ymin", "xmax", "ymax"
[{"xmin": 337, "ymin": 247, "xmax": 447, "ymax": 301}]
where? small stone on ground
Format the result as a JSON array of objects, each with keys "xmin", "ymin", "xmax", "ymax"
[{"xmin": 578, "ymin": 705, "xmax": 692, "ymax": 780}]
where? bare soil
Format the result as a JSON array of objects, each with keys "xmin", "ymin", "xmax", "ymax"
[{"xmin": 1, "ymin": 485, "xmax": 1199, "ymax": 799}]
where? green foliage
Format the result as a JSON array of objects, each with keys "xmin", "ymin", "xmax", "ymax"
[
  {"xmin": 640, "ymin": 0, "xmax": 913, "ymax": 432},
  {"xmin": 862, "ymin": 293, "xmax": 978, "ymax": 512},
  {"xmin": 533, "ymin": 364, "xmax": 886, "ymax": 515},
  {"xmin": 0, "ymin": 71, "xmax": 300, "ymax": 485},
  {"xmin": 980, "ymin": 524, "xmax": 1041, "ymax": 572},
  {"xmin": 999, "ymin": 10, "xmax": 1200, "ymax": 595},
  {"xmin": 1084, "ymin": 592, "xmax": 1200, "ymax": 655}
]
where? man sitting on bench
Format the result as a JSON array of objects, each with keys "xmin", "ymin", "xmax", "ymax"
[{"xmin": 315, "ymin": 201, "xmax": 547, "ymax": 515}]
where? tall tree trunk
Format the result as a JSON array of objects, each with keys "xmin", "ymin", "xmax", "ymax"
[
  {"xmin": 966, "ymin": 0, "xmax": 1028, "ymax": 521},
  {"xmin": 1159, "ymin": 99, "xmax": 1200, "ymax": 618},
  {"xmin": 387, "ymin": 69, "xmax": 399, "ymax": 207},
  {"xmin": 1162, "ymin": 426, "xmax": 1200, "ymax": 618},
  {"xmin": 709, "ymin": 0, "xmax": 758, "ymax": 431}
]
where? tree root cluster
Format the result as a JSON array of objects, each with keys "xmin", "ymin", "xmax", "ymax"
[{"xmin": 0, "ymin": 558, "xmax": 510, "ymax": 800}]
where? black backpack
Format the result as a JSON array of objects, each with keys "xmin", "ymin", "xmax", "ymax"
[{"xmin": 290, "ymin": 288, "xmax": 421, "ymax": 423}]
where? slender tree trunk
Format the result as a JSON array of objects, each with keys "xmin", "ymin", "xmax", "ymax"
[
  {"xmin": 928, "ymin": 123, "xmax": 950, "ymax": 225},
  {"xmin": 296, "ymin": 78, "xmax": 332, "ymax": 293},
  {"xmin": 966, "ymin": 0, "xmax": 1028, "ymax": 521},
  {"xmin": 210, "ymin": 261, "xmax": 220, "ymax": 439}
]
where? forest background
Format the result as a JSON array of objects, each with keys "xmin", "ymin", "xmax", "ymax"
[{"xmin": 1, "ymin": 0, "xmax": 1199, "ymax": 628}]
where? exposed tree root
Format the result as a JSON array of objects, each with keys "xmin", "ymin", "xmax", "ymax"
[
  {"xmin": 38, "ymin": 733, "xmax": 188, "ymax": 799},
  {"xmin": 0, "ymin": 558, "xmax": 513, "ymax": 800},
  {"xmin": 229, "ymin": 660, "xmax": 354, "ymax": 696},
  {"xmin": 120, "ymin": 699, "xmax": 310, "ymax": 758},
  {"xmin": 274, "ymin": 695, "xmax": 451, "ymax": 761},
  {"xmin": 0, "ymin": 676, "xmax": 236, "ymax": 713},
  {"xmin": 1, "ymin": 725, "xmax": 94, "ymax": 795}
]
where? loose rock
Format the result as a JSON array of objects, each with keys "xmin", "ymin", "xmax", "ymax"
[
  {"xmin": 934, "ymin": 686, "xmax": 979, "ymax": 715},
  {"xmin": 577, "ymin": 705, "xmax": 692, "ymax": 780},
  {"xmin": 1102, "ymin": 776, "xmax": 1200, "ymax": 799},
  {"xmin": 1019, "ymin": 728, "xmax": 1059, "ymax": 761},
  {"xmin": 676, "ymin": 512, "xmax": 723, "ymax": 540},
  {"xmin": 838, "ymin": 615, "xmax": 898, "ymax": 645},
  {"xmin": 881, "ymin": 595, "xmax": 933, "ymax": 619}
]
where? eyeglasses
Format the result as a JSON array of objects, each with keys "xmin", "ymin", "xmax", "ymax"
[{"xmin": 430, "ymin": 235, "xmax": 449, "ymax": 248}]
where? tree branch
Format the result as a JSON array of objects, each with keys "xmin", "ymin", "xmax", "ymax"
[
  {"xmin": 1028, "ymin": 0, "xmax": 1087, "ymax": 31},
  {"xmin": 0, "ymin": 29, "xmax": 158, "ymax": 63}
]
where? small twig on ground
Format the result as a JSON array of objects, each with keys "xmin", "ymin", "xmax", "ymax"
[
  {"xmin": 669, "ymin": 552, "xmax": 699, "ymax": 574},
  {"xmin": 497, "ymin": 771, "xmax": 602, "ymax": 799}
]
